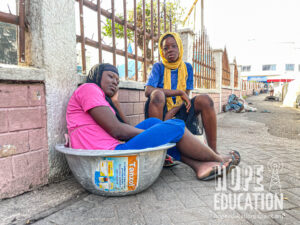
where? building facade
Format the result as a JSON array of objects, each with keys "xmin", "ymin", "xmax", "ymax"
[{"xmin": 240, "ymin": 42, "xmax": 300, "ymax": 83}]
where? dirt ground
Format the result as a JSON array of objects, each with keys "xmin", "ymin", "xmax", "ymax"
[{"xmin": 243, "ymin": 93, "xmax": 300, "ymax": 140}]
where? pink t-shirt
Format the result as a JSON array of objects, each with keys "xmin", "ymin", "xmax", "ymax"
[{"xmin": 66, "ymin": 83, "xmax": 120, "ymax": 150}]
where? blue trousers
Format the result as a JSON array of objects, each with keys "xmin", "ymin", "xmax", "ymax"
[{"xmin": 115, "ymin": 118, "xmax": 185, "ymax": 160}]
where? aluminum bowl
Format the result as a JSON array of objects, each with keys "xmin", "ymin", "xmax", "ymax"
[{"xmin": 55, "ymin": 143, "xmax": 175, "ymax": 196}]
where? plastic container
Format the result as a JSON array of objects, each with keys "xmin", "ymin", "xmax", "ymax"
[{"xmin": 55, "ymin": 143, "xmax": 175, "ymax": 196}]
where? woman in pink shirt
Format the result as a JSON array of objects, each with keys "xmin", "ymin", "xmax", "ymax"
[{"xmin": 66, "ymin": 64, "xmax": 239, "ymax": 181}]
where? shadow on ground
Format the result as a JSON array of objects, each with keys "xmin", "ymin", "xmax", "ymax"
[{"xmin": 244, "ymin": 94, "xmax": 300, "ymax": 140}]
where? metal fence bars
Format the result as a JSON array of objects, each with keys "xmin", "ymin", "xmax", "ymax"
[
  {"xmin": 248, "ymin": 81, "xmax": 261, "ymax": 90},
  {"xmin": 241, "ymin": 80, "xmax": 248, "ymax": 91},
  {"xmin": 0, "ymin": 0, "xmax": 26, "ymax": 63},
  {"xmin": 233, "ymin": 59, "xmax": 238, "ymax": 88},
  {"xmin": 192, "ymin": 31, "xmax": 216, "ymax": 89},
  {"xmin": 241, "ymin": 80, "xmax": 262, "ymax": 91},
  {"xmin": 76, "ymin": 0, "xmax": 174, "ymax": 82},
  {"xmin": 222, "ymin": 47, "xmax": 230, "ymax": 86}
]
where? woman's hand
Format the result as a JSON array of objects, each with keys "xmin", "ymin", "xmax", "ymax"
[
  {"xmin": 179, "ymin": 90, "xmax": 191, "ymax": 113},
  {"xmin": 111, "ymin": 89, "xmax": 119, "ymax": 103},
  {"xmin": 110, "ymin": 89, "xmax": 128, "ymax": 124}
]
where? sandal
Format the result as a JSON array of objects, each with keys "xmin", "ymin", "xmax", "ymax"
[
  {"xmin": 199, "ymin": 161, "xmax": 231, "ymax": 181},
  {"xmin": 163, "ymin": 154, "xmax": 179, "ymax": 168},
  {"xmin": 229, "ymin": 150, "xmax": 241, "ymax": 166}
]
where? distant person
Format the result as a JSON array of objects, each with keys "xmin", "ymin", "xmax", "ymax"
[
  {"xmin": 223, "ymin": 94, "xmax": 257, "ymax": 113},
  {"xmin": 263, "ymin": 84, "xmax": 268, "ymax": 93},
  {"xmin": 269, "ymin": 83, "xmax": 274, "ymax": 96}
]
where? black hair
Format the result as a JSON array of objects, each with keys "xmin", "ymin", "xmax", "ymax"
[{"xmin": 86, "ymin": 63, "xmax": 119, "ymax": 87}]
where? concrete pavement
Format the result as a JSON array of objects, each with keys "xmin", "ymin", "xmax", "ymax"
[{"xmin": 1, "ymin": 94, "xmax": 300, "ymax": 225}]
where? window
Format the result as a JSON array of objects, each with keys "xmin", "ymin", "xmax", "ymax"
[
  {"xmin": 242, "ymin": 66, "xmax": 251, "ymax": 72},
  {"xmin": 262, "ymin": 64, "xmax": 276, "ymax": 71},
  {"xmin": 285, "ymin": 64, "xmax": 295, "ymax": 71},
  {"xmin": 0, "ymin": 0, "xmax": 25, "ymax": 64},
  {"xmin": 0, "ymin": 22, "xmax": 17, "ymax": 65}
]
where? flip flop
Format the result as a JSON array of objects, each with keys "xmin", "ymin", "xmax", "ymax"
[
  {"xmin": 229, "ymin": 150, "xmax": 241, "ymax": 166},
  {"xmin": 199, "ymin": 162, "xmax": 229, "ymax": 181},
  {"xmin": 163, "ymin": 154, "xmax": 179, "ymax": 168}
]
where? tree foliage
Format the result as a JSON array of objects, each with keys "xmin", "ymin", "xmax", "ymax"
[{"xmin": 102, "ymin": 0, "xmax": 183, "ymax": 60}]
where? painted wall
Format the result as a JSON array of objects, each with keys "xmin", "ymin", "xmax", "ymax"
[
  {"xmin": 0, "ymin": 83, "xmax": 48, "ymax": 199},
  {"xmin": 118, "ymin": 88, "xmax": 147, "ymax": 126}
]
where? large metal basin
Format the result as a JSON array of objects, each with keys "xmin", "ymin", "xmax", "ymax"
[{"xmin": 55, "ymin": 143, "xmax": 175, "ymax": 196}]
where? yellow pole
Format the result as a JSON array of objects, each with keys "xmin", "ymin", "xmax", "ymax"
[
  {"xmin": 201, "ymin": 0, "xmax": 204, "ymax": 31},
  {"xmin": 194, "ymin": 1, "xmax": 196, "ymax": 30},
  {"xmin": 183, "ymin": 0, "xmax": 199, "ymax": 26}
]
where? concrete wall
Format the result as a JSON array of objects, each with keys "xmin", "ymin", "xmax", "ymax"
[
  {"xmin": 178, "ymin": 28, "xmax": 194, "ymax": 63},
  {"xmin": 35, "ymin": 0, "xmax": 79, "ymax": 181},
  {"xmin": 0, "ymin": 0, "xmax": 78, "ymax": 198}
]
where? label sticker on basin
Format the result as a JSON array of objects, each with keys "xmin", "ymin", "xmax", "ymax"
[{"xmin": 94, "ymin": 155, "xmax": 138, "ymax": 192}]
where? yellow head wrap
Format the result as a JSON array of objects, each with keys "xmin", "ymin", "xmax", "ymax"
[{"xmin": 159, "ymin": 32, "xmax": 188, "ymax": 111}]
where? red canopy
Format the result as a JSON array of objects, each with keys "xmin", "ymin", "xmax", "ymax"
[{"xmin": 267, "ymin": 78, "xmax": 294, "ymax": 83}]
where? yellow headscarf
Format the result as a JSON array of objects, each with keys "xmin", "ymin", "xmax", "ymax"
[{"xmin": 159, "ymin": 32, "xmax": 188, "ymax": 111}]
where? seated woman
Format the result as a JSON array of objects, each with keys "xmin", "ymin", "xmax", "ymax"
[
  {"xmin": 144, "ymin": 32, "xmax": 219, "ymax": 164},
  {"xmin": 66, "ymin": 63, "xmax": 239, "ymax": 181}
]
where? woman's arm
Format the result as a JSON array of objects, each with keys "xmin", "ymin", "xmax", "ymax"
[
  {"xmin": 89, "ymin": 106, "xmax": 143, "ymax": 141},
  {"xmin": 145, "ymin": 86, "xmax": 191, "ymax": 112},
  {"xmin": 145, "ymin": 85, "xmax": 184, "ymax": 98},
  {"xmin": 111, "ymin": 90, "xmax": 128, "ymax": 124},
  {"xmin": 145, "ymin": 63, "xmax": 185, "ymax": 98}
]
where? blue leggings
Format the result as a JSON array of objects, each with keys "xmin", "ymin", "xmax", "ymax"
[{"xmin": 115, "ymin": 118, "xmax": 185, "ymax": 160}]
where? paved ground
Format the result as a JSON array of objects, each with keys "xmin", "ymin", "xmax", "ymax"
[
  {"xmin": 246, "ymin": 94, "xmax": 300, "ymax": 140},
  {"xmin": 1, "ymin": 94, "xmax": 300, "ymax": 225}
]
